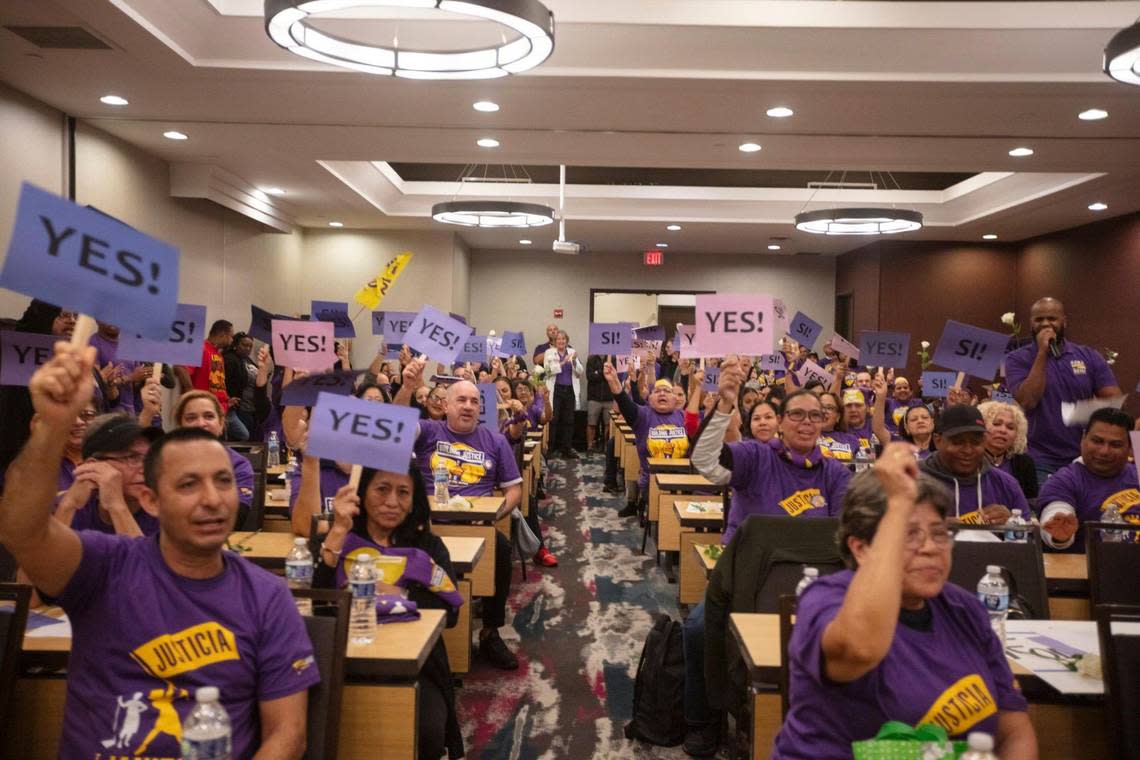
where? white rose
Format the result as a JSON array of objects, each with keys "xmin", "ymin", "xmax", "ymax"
[
  {"xmin": 1001, "ymin": 312, "xmax": 1015, "ymax": 326},
  {"xmin": 920, "ymin": 340, "xmax": 930, "ymax": 349}
]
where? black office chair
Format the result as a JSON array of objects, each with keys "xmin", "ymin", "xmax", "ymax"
[
  {"xmin": 948, "ymin": 525, "xmax": 1050, "ymax": 619},
  {"xmin": 0, "ymin": 584, "xmax": 32, "ymax": 730},
  {"xmin": 233, "ymin": 443, "xmax": 268, "ymax": 531},
  {"xmin": 1094, "ymin": 604, "xmax": 1140, "ymax": 760},
  {"xmin": 292, "ymin": 588, "xmax": 349, "ymax": 760},
  {"xmin": 1087, "ymin": 521, "xmax": 1140, "ymax": 609}
]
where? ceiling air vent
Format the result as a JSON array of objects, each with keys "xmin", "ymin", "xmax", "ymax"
[
  {"xmin": 4, "ymin": 26, "xmax": 112, "ymax": 50},
  {"xmin": 795, "ymin": 251, "xmax": 822, "ymax": 257}
]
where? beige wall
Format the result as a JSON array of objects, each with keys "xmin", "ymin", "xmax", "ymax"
[
  {"xmin": 593, "ymin": 292, "xmax": 659, "ymax": 327},
  {"xmin": 468, "ymin": 250, "xmax": 837, "ymax": 357}
]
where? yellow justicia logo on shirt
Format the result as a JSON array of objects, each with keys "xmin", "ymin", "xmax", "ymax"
[
  {"xmin": 918, "ymin": 674, "xmax": 997, "ymax": 736},
  {"xmin": 131, "ymin": 622, "xmax": 239, "ymax": 679},
  {"xmin": 1102, "ymin": 489, "xmax": 1140, "ymax": 515},
  {"xmin": 778, "ymin": 488, "xmax": 824, "ymax": 517}
]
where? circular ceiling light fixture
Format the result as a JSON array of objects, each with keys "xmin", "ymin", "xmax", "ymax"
[
  {"xmin": 163, "ymin": 130, "xmax": 189, "ymax": 140},
  {"xmin": 432, "ymin": 200, "xmax": 555, "ymax": 228},
  {"xmin": 1078, "ymin": 108, "xmax": 1108, "ymax": 121},
  {"xmin": 473, "ymin": 100, "xmax": 500, "ymax": 112},
  {"xmin": 1088, "ymin": 202, "xmax": 1108, "ymax": 211},
  {"xmin": 1008, "ymin": 147, "xmax": 1034, "ymax": 157},
  {"xmin": 666, "ymin": 224, "xmax": 682, "ymax": 231},
  {"xmin": 100, "ymin": 94, "xmax": 129, "ymax": 106},
  {"xmin": 476, "ymin": 137, "xmax": 500, "ymax": 148},
  {"xmin": 982, "ymin": 234, "xmax": 998, "ymax": 240},
  {"xmin": 794, "ymin": 207, "xmax": 923, "ymax": 236},
  {"xmin": 766, "ymin": 106, "xmax": 794, "ymax": 118},
  {"xmin": 264, "ymin": 0, "xmax": 555, "ymax": 80},
  {"xmin": 738, "ymin": 142, "xmax": 762, "ymax": 153},
  {"xmin": 1104, "ymin": 18, "xmax": 1140, "ymax": 85}
]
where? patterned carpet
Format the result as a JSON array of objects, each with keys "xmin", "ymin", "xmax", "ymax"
[{"xmin": 455, "ymin": 450, "xmax": 700, "ymax": 759}]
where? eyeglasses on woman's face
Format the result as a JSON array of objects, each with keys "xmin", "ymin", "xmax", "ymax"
[
  {"xmin": 904, "ymin": 525, "xmax": 954, "ymax": 550},
  {"xmin": 783, "ymin": 408, "xmax": 824, "ymax": 423}
]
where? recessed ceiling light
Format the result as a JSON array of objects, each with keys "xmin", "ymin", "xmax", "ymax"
[
  {"xmin": 767, "ymin": 244, "xmax": 782, "ymax": 251},
  {"xmin": 163, "ymin": 131, "xmax": 188, "ymax": 141},
  {"xmin": 1088, "ymin": 202, "xmax": 1108, "ymax": 211},
  {"xmin": 1008, "ymin": 147, "xmax": 1034, "ymax": 157},
  {"xmin": 260, "ymin": 187, "xmax": 285, "ymax": 196},
  {"xmin": 100, "ymin": 94, "xmax": 128, "ymax": 106},
  {"xmin": 473, "ymin": 100, "xmax": 500, "ymax": 113},
  {"xmin": 519, "ymin": 239, "xmax": 532, "ymax": 245},
  {"xmin": 982, "ymin": 234, "xmax": 998, "ymax": 240},
  {"xmin": 1078, "ymin": 108, "xmax": 1108, "ymax": 121},
  {"xmin": 738, "ymin": 142, "xmax": 762, "ymax": 153},
  {"xmin": 666, "ymin": 224, "xmax": 682, "ymax": 231},
  {"xmin": 655, "ymin": 242, "xmax": 668, "ymax": 248},
  {"xmin": 766, "ymin": 106, "xmax": 794, "ymax": 118},
  {"xmin": 477, "ymin": 137, "xmax": 500, "ymax": 148},
  {"xmin": 328, "ymin": 221, "xmax": 344, "ymax": 227}
]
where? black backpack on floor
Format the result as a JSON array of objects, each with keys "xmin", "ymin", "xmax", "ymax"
[{"xmin": 624, "ymin": 615, "xmax": 686, "ymax": 746}]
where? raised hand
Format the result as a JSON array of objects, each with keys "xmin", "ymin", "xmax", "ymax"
[
  {"xmin": 30, "ymin": 342, "xmax": 96, "ymax": 430},
  {"xmin": 873, "ymin": 442, "xmax": 920, "ymax": 503},
  {"xmin": 329, "ymin": 483, "xmax": 360, "ymax": 533}
]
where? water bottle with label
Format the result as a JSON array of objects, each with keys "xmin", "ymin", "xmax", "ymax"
[
  {"xmin": 282, "ymin": 459, "xmax": 296, "ymax": 503},
  {"xmin": 181, "ymin": 687, "xmax": 232, "ymax": 760},
  {"xmin": 853, "ymin": 447, "xmax": 871, "ymax": 473},
  {"xmin": 977, "ymin": 565, "xmax": 1009, "ymax": 646},
  {"xmin": 266, "ymin": 431, "xmax": 280, "ymax": 468},
  {"xmin": 795, "ymin": 567, "xmax": 819, "ymax": 597},
  {"xmin": 1004, "ymin": 509, "xmax": 1028, "ymax": 542},
  {"xmin": 1101, "ymin": 503, "xmax": 1127, "ymax": 542},
  {"xmin": 285, "ymin": 538, "xmax": 313, "ymax": 615},
  {"xmin": 349, "ymin": 554, "xmax": 378, "ymax": 645},
  {"xmin": 433, "ymin": 462, "xmax": 450, "ymax": 506},
  {"xmin": 959, "ymin": 732, "xmax": 998, "ymax": 760}
]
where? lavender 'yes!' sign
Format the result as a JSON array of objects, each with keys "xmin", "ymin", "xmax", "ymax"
[
  {"xmin": 787, "ymin": 311, "xmax": 823, "ymax": 348},
  {"xmin": 403, "ymin": 305, "xmax": 474, "ymax": 365},
  {"xmin": 458, "ymin": 335, "xmax": 488, "ymax": 364},
  {"xmin": 281, "ymin": 370, "xmax": 364, "ymax": 407},
  {"xmin": 306, "ymin": 393, "xmax": 419, "ymax": 472},
  {"xmin": 932, "ymin": 320, "xmax": 1009, "ymax": 380},
  {"xmin": 0, "ymin": 331, "xmax": 57, "ymax": 386},
  {"xmin": 695, "ymin": 294, "xmax": 774, "ymax": 356},
  {"xmin": 311, "ymin": 300, "xmax": 356, "ymax": 338},
  {"xmin": 478, "ymin": 383, "xmax": 498, "ymax": 430},
  {"xmin": 372, "ymin": 310, "xmax": 417, "ymax": 339},
  {"xmin": 921, "ymin": 371, "xmax": 956, "ymax": 399},
  {"xmin": 589, "ymin": 323, "xmax": 631, "ymax": 356},
  {"xmin": 272, "ymin": 319, "xmax": 337, "ymax": 371},
  {"xmin": 118, "ymin": 303, "xmax": 207, "ymax": 366},
  {"xmin": 858, "ymin": 331, "xmax": 911, "ymax": 369}
]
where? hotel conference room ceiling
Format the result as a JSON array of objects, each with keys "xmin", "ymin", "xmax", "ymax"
[{"xmin": 2, "ymin": 0, "xmax": 1140, "ymax": 255}]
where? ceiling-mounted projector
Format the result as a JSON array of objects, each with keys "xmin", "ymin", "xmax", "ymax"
[{"xmin": 552, "ymin": 240, "xmax": 581, "ymax": 255}]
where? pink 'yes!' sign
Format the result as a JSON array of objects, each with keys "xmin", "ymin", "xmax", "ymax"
[
  {"xmin": 695, "ymin": 294, "xmax": 774, "ymax": 357},
  {"xmin": 272, "ymin": 319, "xmax": 337, "ymax": 371}
]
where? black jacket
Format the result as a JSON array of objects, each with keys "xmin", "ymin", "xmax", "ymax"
[{"xmin": 586, "ymin": 354, "xmax": 613, "ymax": 402}]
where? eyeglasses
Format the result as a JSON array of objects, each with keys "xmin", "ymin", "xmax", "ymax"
[
  {"xmin": 820, "ymin": 404, "xmax": 839, "ymax": 412},
  {"xmin": 94, "ymin": 452, "xmax": 146, "ymax": 467},
  {"xmin": 428, "ymin": 395, "xmax": 446, "ymax": 404},
  {"xmin": 904, "ymin": 526, "xmax": 954, "ymax": 550},
  {"xmin": 76, "ymin": 410, "xmax": 98, "ymax": 422},
  {"xmin": 784, "ymin": 409, "xmax": 825, "ymax": 423}
]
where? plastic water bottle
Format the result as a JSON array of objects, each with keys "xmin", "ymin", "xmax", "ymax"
[
  {"xmin": 181, "ymin": 687, "xmax": 232, "ymax": 760},
  {"xmin": 977, "ymin": 565, "xmax": 1009, "ymax": 645},
  {"xmin": 266, "ymin": 431, "xmax": 280, "ymax": 468},
  {"xmin": 433, "ymin": 462, "xmax": 450, "ymax": 506},
  {"xmin": 854, "ymin": 447, "xmax": 871, "ymax": 473},
  {"xmin": 1004, "ymin": 509, "xmax": 1028, "ymax": 542},
  {"xmin": 282, "ymin": 459, "xmax": 296, "ymax": 503},
  {"xmin": 1101, "ymin": 503, "xmax": 1127, "ymax": 542},
  {"xmin": 285, "ymin": 538, "xmax": 313, "ymax": 616},
  {"xmin": 959, "ymin": 732, "xmax": 998, "ymax": 760},
  {"xmin": 349, "ymin": 554, "xmax": 378, "ymax": 644},
  {"xmin": 795, "ymin": 567, "xmax": 819, "ymax": 597}
]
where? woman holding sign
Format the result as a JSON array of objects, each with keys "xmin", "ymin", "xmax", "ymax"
[
  {"xmin": 316, "ymin": 464, "xmax": 465, "ymax": 760},
  {"xmin": 544, "ymin": 331, "xmax": 584, "ymax": 459}
]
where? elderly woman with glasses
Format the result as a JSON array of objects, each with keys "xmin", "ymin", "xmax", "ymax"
[{"xmin": 772, "ymin": 446, "xmax": 1038, "ymax": 760}]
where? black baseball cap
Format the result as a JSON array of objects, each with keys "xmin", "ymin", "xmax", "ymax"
[
  {"xmin": 82, "ymin": 414, "xmax": 162, "ymax": 459},
  {"xmin": 936, "ymin": 404, "xmax": 987, "ymax": 438}
]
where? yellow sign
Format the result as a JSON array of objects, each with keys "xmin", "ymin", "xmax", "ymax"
[
  {"xmin": 918, "ymin": 674, "xmax": 997, "ymax": 735},
  {"xmin": 779, "ymin": 488, "xmax": 824, "ymax": 517},
  {"xmin": 131, "ymin": 621, "xmax": 240, "ymax": 679},
  {"xmin": 354, "ymin": 252, "xmax": 412, "ymax": 310}
]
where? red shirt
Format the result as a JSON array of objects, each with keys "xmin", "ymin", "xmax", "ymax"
[{"xmin": 188, "ymin": 340, "xmax": 230, "ymax": 409}]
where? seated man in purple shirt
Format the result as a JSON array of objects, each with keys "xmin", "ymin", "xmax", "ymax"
[
  {"xmin": 884, "ymin": 376, "xmax": 922, "ymax": 439},
  {"xmin": 54, "ymin": 413, "xmax": 162, "ymax": 537},
  {"xmin": 396, "ymin": 361, "xmax": 524, "ymax": 671},
  {"xmin": 0, "ymin": 343, "xmax": 319, "ymax": 759},
  {"xmin": 920, "ymin": 405, "xmax": 1030, "ymax": 531},
  {"xmin": 772, "ymin": 450, "xmax": 1037, "ymax": 759},
  {"xmin": 1005, "ymin": 297, "xmax": 1121, "ymax": 487},
  {"xmin": 685, "ymin": 360, "xmax": 851, "ymax": 756},
  {"xmin": 1036, "ymin": 408, "xmax": 1138, "ymax": 552}
]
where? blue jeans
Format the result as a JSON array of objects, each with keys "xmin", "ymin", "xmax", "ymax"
[
  {"xmin": 682, "ymin": 601, "xmax": 714, "ymax": 725},
  {"xmin": 226, "ymin": 410, "xmax": 250, "ymax": 441},
  {"xmin": 1034, "ymin": 460, "xmax": 1062, "ymax": 491}
]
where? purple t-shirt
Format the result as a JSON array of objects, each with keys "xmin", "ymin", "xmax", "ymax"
[
  {"xmin": 91, "ymin": 333, "xmax": 140, "ymax": 415},
  {"xmin": 723, "ymin": 439, "xmax": 850, "ymax": 543},
  {"xmin": 773, "ymin": 570, "xmax": 1026, "ymax": 759},
  {"xmin": 1005, "ymin": 341, "xmax": 1117, "ymax": 466},
  {"xmin": 55, "ymin": 532, "xmax": 320, "ymax": 759},
  {"xmin": 227, "ymin": 446, "xmax": 255, "ymax": 508},
  {"xmin": 845, "ymin": 419, "xmax": 877, "ymax": 452},
  {"xmin": 414, "ymin": 420, "xmax": 522, "ymax": 497},
  {"xmin": 70, "ymin": 497, "xmax": 161, "ymax": 536},
  {"xmin": 1035, "ymin": 461, "xmax": 1139, "ymax": 552},
  {"xmin": 629, "ymin": 404, "xmax": 689, "ymax": 489},
  {"xmin": 885, "ymin": 397, "xmax": 922, "ymax": 439},
  {"xmin": 818, "ymin": 431, "xmax": 861, "ymax": 463},
  {"xmin": 524, "ymin": 397, "xmax": 545, "ymax": 428},
  {"xmin": 921, "ymin": 463, "xmax": 1030, "ymax": 525},
  {"xmin": 554, "ymin": 350, "xmax": 574, "ymax": 386},
  {"xmin": 288, "ymin": 456, "xmax": 350, "ymax": 515}
]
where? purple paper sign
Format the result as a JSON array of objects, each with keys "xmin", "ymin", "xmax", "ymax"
[
  {"xmin": 671, "ymin": 327, "xmax": 687, "ymax": 352},
  {"xmin": 932, "ymin": 320, "xmax": 1009, "ymax": 380},
  {"xmin": 695, "ymin": 294, "xmax": 774, "ymax": 356},
  {"xmin": 0, "ymin": 183, "xmax": 179, "ymax": 339},
  {"xmin": 250, "ymin": 304, "xmax": 289, "ymax": 344},
  {"xmin": 306, "ymin": 393, "xmax": 419, "ymax": 472},
  {"xmin": 677, "ymin": 325, "xmax": 708, "ymax": 359},
  {"xmin": 382, "ymin": 342, "xmax": 404, "ymax": 360},
  {"xmin": 117, "ymin": 303, "xmax": 207, "ymax": 366},
  {"xmin": 311, "ymin": 300, "xmax": 356, "ymax": 338},
  {"xmin": 458, "ymin": 335, "xmax": 488, "ymax": 365},
  {"xmin": 1132, "ymin": 432, "xmax": 1140, "ymax": 462},
  {"xmin": 478, "ymin": 383, "xmax": 497, "ymax": 430},
  {"xmin": 403, "ymin": 305, "xmax": 474, "ymax": 365},
  {"xmin": 702, "ymin": 366, "xmax": 721, "ymax": 392},
  {"xmin": 634, "ymin": 325, "xmax": 665, "ymax": 343},
  {"xmin": 921, "ymin": 371, "xmax": 956, "ymax": 399},
  {"xmin": 787, "ymin": 311, "xmax": 823, "ymax": 349},
  {"xmin": 615, "ymin": 355, "xmax": 630, "ymax": 374},
  {"xmin": 272, "ymin": 319, "xmax": 337, "ymax": 371},
  {"xmin": 589, "ymin": 323, "xmax": 631, "ymax": 356},
  {"xmin": 372, "ymin": 310, "xmax": 417, "ymax": 340},
  {"xmin": 500, "ymin": 330, "xmax": 527, "ymax": 357},
  {"xmin": 489, "ymin": 335, "xmax": 507, "ymax": 359},
  {"xmin": 280, "ymin": 370, "xmax": 364, "ymax": 407},
  {"xmin": 795, "ymin": 359, "xmax": 832, "ymax": 387},
  {"xmin": 759, "ymin": 353, "xmax": 786, "ymax": 371},
  {"xmin": 449, "ymin": 312, "xmax": 468, "ymax": 325},
  {"xmin": 858, "ymin": 331, "xmax": 911, "ymax": 369},
  {"xmin": 0, "ymin": 331, "xmax": 57, "ymax": 386},
  {"xmin": 829, "ymin": 333, "xmax": 861, "ymax": 363},
  {"xmin": 991, "ymin": 390, "xmax": 1015, "ymax": 404}
]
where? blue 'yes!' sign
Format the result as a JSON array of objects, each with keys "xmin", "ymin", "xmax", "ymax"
[{"xmin": 0, "ymin": 183, "xmax": 179, "ymax": 339}]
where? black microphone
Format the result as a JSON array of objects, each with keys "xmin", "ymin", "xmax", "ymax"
[{"xmin": 1048, "ymin": 337, "xmax": 1062, "ymax": 359}]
